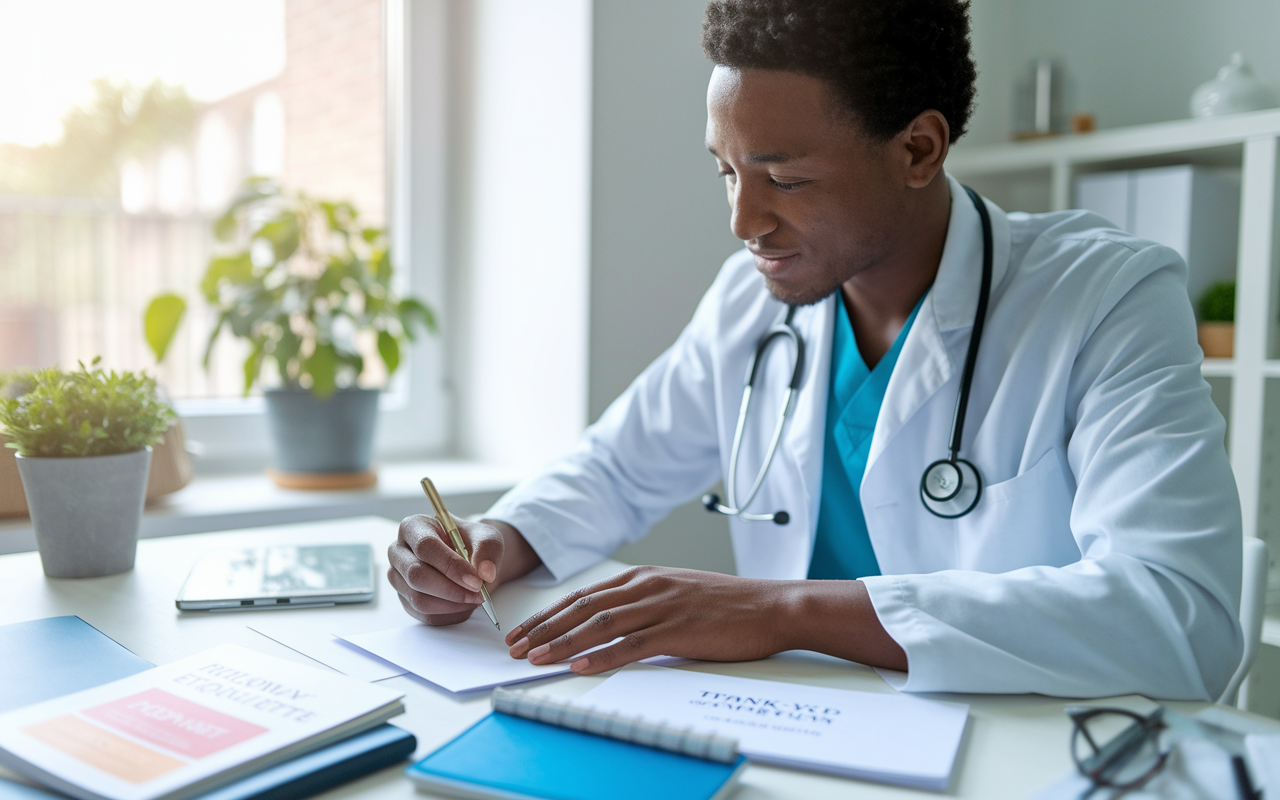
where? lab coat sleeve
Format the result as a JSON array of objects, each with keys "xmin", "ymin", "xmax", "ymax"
[
  {"xmin": 483, "ymin": 271, "xmax": 730, "ymax": 583},
  {"xmin": 862, "ymin": 243, "xmax": 1244, "ymax": 701}
]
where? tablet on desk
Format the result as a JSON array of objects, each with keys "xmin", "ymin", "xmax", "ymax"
[{"xmin": 176, "ymin": 543, "xmax": 376, "ymax": 611}]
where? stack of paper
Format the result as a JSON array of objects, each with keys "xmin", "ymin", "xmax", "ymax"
[{"xmin": 578, "ymin": 664, "xmax": 970, "ymax": 791}]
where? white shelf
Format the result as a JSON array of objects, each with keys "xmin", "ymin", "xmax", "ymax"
[{"xmin": 950, "ymin": 108, "xmax": 1280, "ymax": 176}]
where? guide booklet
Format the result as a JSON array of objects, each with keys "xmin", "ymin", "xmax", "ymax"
[{"xmin": 0, "ymin": 644, "xmax": 404, "ymax": 800}]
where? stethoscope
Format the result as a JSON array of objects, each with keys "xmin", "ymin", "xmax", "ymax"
[{"xmin": 703, "ymin": 185, "xmax": 994, "ymax": 523}]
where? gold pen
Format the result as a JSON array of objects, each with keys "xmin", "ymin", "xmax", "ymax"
[{"xmin": 419, "ymin": 477, "xmax": 501, "ymax": 630}]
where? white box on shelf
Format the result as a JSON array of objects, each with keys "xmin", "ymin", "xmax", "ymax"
[
  {"xmin": 1075, "ymin": 166, "xmax": 1233, "ymax": 308},
  {"xmin": 1074, "ymin": 165, "xmax": 1240, "ymax": 307}
]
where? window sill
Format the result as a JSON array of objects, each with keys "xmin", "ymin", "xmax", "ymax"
[{"xmin": 0, "ymin": 460, "xmax": 527, "ymax": 555}]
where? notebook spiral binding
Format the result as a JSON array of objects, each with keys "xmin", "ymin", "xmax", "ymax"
[{"xmin": 491, "ymin": 687, "xmax": 740, "ymax": 764}]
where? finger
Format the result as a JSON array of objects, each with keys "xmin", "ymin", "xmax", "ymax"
[
  {"xmin": 514, "ymin": 585, "xmax": 636, "ymax": 661},
  {"xmin": 507, "ymin": 569, "xmax": 638, "ymax": 645},
  {"xmin": 396, "ymin": 591, "xmax": 475, "ymax": 627},
  {"xmin": 386, "ymin": 566, "xmax": 482, "ymax": 617},
  {"xmin": 398, "ymin": 515, "xmax": 483, "ymax": 592},
  {"xmin": 387, "ymin": 542, "xmax": 484, "ymax": 605},
  {"xmin": 460, "ymin": 520, "xmax": 505, "ymax": 583},
  {"xmin": 567, "ymin": 623, "xmax": 670, "ymax": 676}
]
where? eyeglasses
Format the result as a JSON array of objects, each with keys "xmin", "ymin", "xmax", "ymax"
[{"xmin": 1068, "ymin": 706, "xmax": 1170, "ymax": 798}]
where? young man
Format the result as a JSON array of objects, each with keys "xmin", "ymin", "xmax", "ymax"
[{"xmin": 387, "ymin": 0, "xmax": 1242, "ymax": 700}]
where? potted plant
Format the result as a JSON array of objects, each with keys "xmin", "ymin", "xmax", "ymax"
[
  {"xmin": 146, "ymin": 178, "xmax": 436, "ymax": 488},
  {"xmin": 1197, "ymin": 280, "xmax": 1235, "ymax": 359},
  {"xmin": 0, "ymin": 360, "xmax": 175, "ymax": 578}
]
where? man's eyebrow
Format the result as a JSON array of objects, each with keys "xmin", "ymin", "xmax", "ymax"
[{"xmin": 705, "ymin": 145, "xmax": 798, "ymax": 164}]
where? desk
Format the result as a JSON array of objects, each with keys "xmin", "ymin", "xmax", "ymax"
[{"xmin": 0, "ymin": 516, "xmax": 1263, "ymax": 799}]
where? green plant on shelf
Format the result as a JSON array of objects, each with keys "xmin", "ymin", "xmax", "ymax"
[
  {"xmin": 1197, "ymin": 280, "xmax": 1235, "ymax": 323},
  {"xmin": 0, "ymin": 359, "xmax": 175, "ymax": 458},
  {"xmin": 144, "ymin": 177, "xmax": 437, "ymax": 398}
]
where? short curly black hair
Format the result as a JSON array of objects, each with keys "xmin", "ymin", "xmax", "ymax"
[{"xmin": 702, "ymin": 0, "xmax": 977, "ymax": 143}]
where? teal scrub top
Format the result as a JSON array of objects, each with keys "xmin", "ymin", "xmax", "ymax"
[{"xmin": 807, "ymin": 292, "xmax": 926, "ymax": 580}]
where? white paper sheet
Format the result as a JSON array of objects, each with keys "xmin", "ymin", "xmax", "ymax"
[
  {"xmin": 248, "ymin": 622, "xmax": 407, "ymax": 682},
  {"xmin": 577, "ymin": 663, "xmax": 969, "ymax": 790},
  {"xmin": 339, "ymin": 561, "xmax": 629, "ymax": 693}
]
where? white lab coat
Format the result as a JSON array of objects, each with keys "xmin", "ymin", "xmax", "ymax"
[{"xmin": 487, "ymin": 175, "xmax": 1243, "ymax": 701}]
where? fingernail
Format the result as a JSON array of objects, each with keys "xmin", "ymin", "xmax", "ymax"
[
  {"xmin": 509, "ymin": 637, "xmax": 530, "ymax": 658},
  {"xmin": 462, "ymin": 574, "xmax": 482, "ymax": 591},
  {"xmin": 505, "ymin": 625, "xmax": 523, "ymax": 645},
  {"xmin": 479, "ymin": 561, "xmax": 496, "ymax": 582},
  {"xmin": 527, "ymin": 643, "xmax": 549, "ymax": 663},
  {"xmin": 570, "ymin": 657, "xmax": 590, "ymax": 673}
]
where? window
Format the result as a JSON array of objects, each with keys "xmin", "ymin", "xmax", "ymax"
[{"xmin": 0, "ymin": 0, "xmax": 445, "ymax": 464}]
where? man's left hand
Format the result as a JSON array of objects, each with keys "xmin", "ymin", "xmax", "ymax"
[{"xmin": 505, "ymin": 566, "xmax": 796, "ymax": 675}]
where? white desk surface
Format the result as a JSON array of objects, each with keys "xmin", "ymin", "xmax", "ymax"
[{"xmin": 0, "ymin": 515, "xmax": 1261, "ymax": 799}]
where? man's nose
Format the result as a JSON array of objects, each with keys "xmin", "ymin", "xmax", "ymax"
[{"xmin": 729, "ymin": 179, "xmax": 777, "ymax": 242}]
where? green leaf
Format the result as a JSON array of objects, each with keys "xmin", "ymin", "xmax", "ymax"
[
  {"xmin": 377, "ymin": 330, "xmax": 400, "ymax": 376},
  {"xmin": 214, "ymin": 177, "xmax": 278, "ymax": 242},
  {"xmin": 256, "ymin": 211, "xmax": 300, "ymax": 262},
  {"xmin": 200, "ymin": 253, "xmax": 254, "ymax": 303},
  {"xmin": 143, "ymin": 293, "xmax": 186, "ymax": 363},
  {"xmin": 371, "ymin": 248, "xmax": 392, "ymax": 285},
  {"xmin": 272, "ymin": 325, "xmax": 302, "ymax": 380},
  {"xmin": 242, "ymin": 338, "xmax": 265, "ymax": 396},
  {"xmin": 202, "ymin": 310, "xmax": 229, "ymax": 369},
  {"xmin": 398, "ymin": 297, "xmax": 438, "ymax": 341},
  {"xmin": 304, "ymin": 343, "xmax": 338, "ymax": 398}
]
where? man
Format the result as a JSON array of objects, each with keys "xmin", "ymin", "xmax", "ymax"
[{"xmin": 387, "ymin": 0, "xmax": 1242, "ymax": 700}]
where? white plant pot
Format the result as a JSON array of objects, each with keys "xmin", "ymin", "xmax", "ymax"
[{"xmin": 15, "ymin": 448, "xmax": 151, "ymax": 578}]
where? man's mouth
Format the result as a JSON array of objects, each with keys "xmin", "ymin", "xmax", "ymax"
[{"xmin": 751, "ymin": 251, "xmax": 800, "ymax": 278}]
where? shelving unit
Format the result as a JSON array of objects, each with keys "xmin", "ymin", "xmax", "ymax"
[{"xmin": 948, "ymin": 109, "xmax": 1280, "ymax": 645}]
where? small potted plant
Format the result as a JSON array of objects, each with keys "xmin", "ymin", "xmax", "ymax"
[
  {"xmin": 0, "ymin": 360, "xmax": 175, "ymax": 578},
  {"xmin": 146, "ymin": 178, "xmax": 435, "ymax": 488},
  {"xmin": 1197, "ymin": 280, "xmax": 1235, "ymax": 359}
]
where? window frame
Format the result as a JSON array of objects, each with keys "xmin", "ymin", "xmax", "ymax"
[{"xmin": 179, "ymin": 0, "xmax": 450, "ymax": 469}]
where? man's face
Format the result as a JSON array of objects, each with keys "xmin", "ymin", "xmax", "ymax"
[{"xmin": 706, "ymin": 67, "xmax": 905, "ymax": 306}]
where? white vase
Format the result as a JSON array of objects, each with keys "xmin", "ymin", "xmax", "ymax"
[
  {"xmin": 1191, "ymin": 52, "xmax": 1278, "ymax": 118},
  {"xmin": 15, "ymin": 448, "xmax": 151, "ymax": 578}
]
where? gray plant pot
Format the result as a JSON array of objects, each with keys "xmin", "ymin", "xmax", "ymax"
[
  {"xmin": 263, "ymin": 387, "xmax": 380, "ymax": 473},
  {"xmin": 15, "ymin": 448, "xmax": 151, "ymax": 579}
]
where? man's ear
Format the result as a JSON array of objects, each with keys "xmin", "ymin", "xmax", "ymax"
[{"xmin": 897, "ymin": 110, "xmax": 950, "ymax": 189}]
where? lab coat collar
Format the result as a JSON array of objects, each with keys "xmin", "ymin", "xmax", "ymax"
[
  {"xmin": 932, "ymin": 174, "xmax": 1012, "ymax": 332},
  {"xmin": 863, "ymin": 174, "xmax": 1011, "ymax": 477}
]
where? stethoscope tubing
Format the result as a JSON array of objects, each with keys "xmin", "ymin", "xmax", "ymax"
[{"xmin": 708, "ymin": 186, "xmax": 993, "ymax": 524}]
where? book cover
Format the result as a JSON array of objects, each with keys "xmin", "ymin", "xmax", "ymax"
[
  {"xmin": 0, "ymin": 617, "xmax": 153, "ymax": 713},
  {"xmin": 0, "ymin": 644, "xmax": 404, "ymax": 800}
]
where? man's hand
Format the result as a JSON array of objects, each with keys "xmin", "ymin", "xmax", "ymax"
[
  {"xmin": 505, "ymin": 566, "xmax": 908, "ymax": 675},
  {"xmin": 505, "ymin": 567, "xmax": 793, "ymax": 674},
  {"xmin": 387, "ymin": 516, "xmax": 540, "ymax": 626}
]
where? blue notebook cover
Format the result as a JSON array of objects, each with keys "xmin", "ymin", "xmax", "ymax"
[
  {"xmin": 0, "ymin": 616, "xmax": 416, "ymax": 800},
  {"xmin": 0, "ymin": 616, "xmax": 154, "ymax": 713},
  {"xmin": 407, "ymin": 713, "xmax": 747, "ymax": 800}
]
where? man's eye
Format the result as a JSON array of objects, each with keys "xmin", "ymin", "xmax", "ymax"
[
  {"xmin": 770, "ymin": 178, "xmax": 804, "ymax": 191},
  {"xmin": 718, "ymin": 169, "xmax": 736, "ymax": 181}
]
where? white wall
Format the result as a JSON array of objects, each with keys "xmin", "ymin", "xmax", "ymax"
[
  {"xmin": 966, "ymin": 0, "xmax": 1280, "ymax": 145},
  {"xmin": 448, "ymin": 0, "xmax": 593, "ymax": 471}
]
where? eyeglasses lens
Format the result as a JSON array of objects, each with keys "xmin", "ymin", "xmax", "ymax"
[{"xmin": 1070, "ymin": 709, "xmax": 1168, "ymax": 790}]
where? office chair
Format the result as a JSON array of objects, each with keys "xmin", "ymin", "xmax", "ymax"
[{"xmin": 1220, "ymin": 536, "xmax": 1268, "ymax": 707}]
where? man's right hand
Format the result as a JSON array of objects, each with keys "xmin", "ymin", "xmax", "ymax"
[{"xmin": 387, "ymin": 515, "xmax": 540, "ymax": 626}]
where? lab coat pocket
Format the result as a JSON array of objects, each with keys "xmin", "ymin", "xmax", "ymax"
[{"xmin": 955, "ymin": 449, "xmax": 1078, "ymax": 572}]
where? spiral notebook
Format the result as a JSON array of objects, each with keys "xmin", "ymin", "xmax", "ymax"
[{"xmin": 406, "ymin": 688, "xmax": 747, "ymax": 800}]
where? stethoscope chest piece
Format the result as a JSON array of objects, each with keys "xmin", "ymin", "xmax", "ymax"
[{"xmin": 920, "ymin": 458, "xmax": 982, "ymax": 518}]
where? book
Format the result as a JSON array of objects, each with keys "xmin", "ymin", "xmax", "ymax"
[
  {"xmin": 578, "ymin": 663, "xmax": 970, "ymax": 791},
  {"xmin": 0, "ymin": 617, "xmax": 415, "ymax": 800},
  {"xmin": 0, "ymin": 643, "xmax": 404, "ymax": 800},
  {"xmin": 407, "ymin": 688, "xmax": 747, "ymax": 800},
  {"xmin": 0, "ymin": 617, "xmax": 153, "ymax": 713}
]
